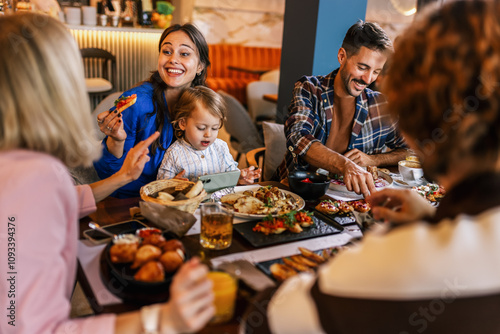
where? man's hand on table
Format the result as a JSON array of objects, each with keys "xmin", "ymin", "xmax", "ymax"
[
  {"xmin": 344, "ymin": 148, "xmax": 376, "ymax": 167},
  {"xmin": 342, "ymin": 160, "xmax": 376, "ymax": 198}
]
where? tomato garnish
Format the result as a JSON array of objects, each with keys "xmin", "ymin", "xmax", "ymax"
[{"xmin": 137, "ymin": 228, "xmax": 161, "ymax": 238}]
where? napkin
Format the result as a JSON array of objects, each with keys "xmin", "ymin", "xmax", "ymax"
[
  {"xmin": 139, "ymin": 201, "xmax": 197, "ymax": 238},
  {"xmin": 326, "ymin": 188, "xmax": 364, "ymax": 201}
]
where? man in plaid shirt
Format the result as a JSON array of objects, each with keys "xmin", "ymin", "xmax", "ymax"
[{"xmin": 276, "ymin": 21, "xmax": 408, "ymax": 197}]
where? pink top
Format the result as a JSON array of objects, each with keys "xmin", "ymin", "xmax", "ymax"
[{"xmin": 0, "ymin": 150, "xmax": 116, "ymax": 334}]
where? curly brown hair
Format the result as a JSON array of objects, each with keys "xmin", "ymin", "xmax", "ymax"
[{"xmin": 383, "ymin": 0, "xmax": 500, "ymax": 180}]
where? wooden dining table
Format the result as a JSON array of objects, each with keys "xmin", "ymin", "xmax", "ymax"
[
  {"xmin": 77, "ymin": 181, "xmax": 363, "ymax": 333},
  {"xmin": 227, "ymin": 65, "xmax": 277, "ymax": 76},
  {"xmin": 263, "ymin": 93, "xmax": 278, "ymax": 103}
]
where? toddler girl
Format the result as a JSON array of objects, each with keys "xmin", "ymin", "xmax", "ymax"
[{"xmin": 157, "ymin": 86, "xmax": 261, "ymax": 184}]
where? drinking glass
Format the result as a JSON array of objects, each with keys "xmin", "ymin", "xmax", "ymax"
[
  {"xmin": 199, "ymin": 202, "xmax": 233, "ymax": 250},
  {"xmin": 207, "ymin": 271, "xmax": 237, "ymax": 324}
]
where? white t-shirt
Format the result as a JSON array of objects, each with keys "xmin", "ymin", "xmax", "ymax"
[{"xmin": 268, "ymin": 207, "xmax": 500, "ymax": 334}]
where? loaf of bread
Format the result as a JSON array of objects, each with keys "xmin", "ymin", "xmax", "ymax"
[
  {"xmin": 367, "ymin": 166, "xmax": 378, "ymax": 180},
  {"xmin": 185, "ymin": 180, "xmax": 204, "ymax": 198},
  {"xmin": 158, "ymin": 191, "xmax": 175, "ymax": 201}
]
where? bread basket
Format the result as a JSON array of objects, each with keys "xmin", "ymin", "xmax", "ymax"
[{"xmin": 140, "ymin": 179, "xmax": 206, "ymax": 214}]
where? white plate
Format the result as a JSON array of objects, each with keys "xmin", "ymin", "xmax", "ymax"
[
  {"xmin": 329, "ymin": 171, "xmax": 393, "ymax": 193},
  {"xmin": 210, "ymin": 185, "xmax": 305, "ymax": 219}
]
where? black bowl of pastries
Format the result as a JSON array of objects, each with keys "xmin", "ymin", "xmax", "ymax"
[
  {"xmin": 101, "ymin": 228, "xmax": 187, "ymax": 303},
  {"xmin": 288, "ymin": 170, "xmax": 330, "ymax": 200}
]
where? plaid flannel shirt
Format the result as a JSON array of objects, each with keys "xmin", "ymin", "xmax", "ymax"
[{"xmin": 275, "ymin": 69, "xmax": 407, "ymax": 181}]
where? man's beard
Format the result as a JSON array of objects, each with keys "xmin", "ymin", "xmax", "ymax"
[{"xmin": 340, "ymin": 66, "xmax": 368, "ymax": 97}]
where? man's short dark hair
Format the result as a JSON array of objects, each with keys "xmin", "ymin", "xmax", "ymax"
[{"xmin": 341, "ymin": 20, "xmax": 393, "ymax": 57}]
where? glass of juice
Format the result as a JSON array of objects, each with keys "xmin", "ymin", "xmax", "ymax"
[
  {"xmin": 200, "ymin": 202, "xmax": 233, "ymax": 250},
  {"xmin": 207, "ymin": 271, "xmax": 237, "ymax": 324}
]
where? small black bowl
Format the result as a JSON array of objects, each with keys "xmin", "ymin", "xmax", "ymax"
[{"xmin": 288, "ymin": 170, "xmax": 330, "ymax": 200}]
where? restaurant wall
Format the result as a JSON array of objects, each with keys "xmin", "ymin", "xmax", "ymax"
[
  {"xmin": 366, "ymin": 0, "xmax": 416, "ymax": 41},
  {"xmin": 188, "ymin": 0, "xmax": 413, "ymax": 48},
  {"xmin": 192, "ymin": 0, "xmax": 285, "ymax": 47}
]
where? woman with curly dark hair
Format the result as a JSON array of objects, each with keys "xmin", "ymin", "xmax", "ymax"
[{"xmin": 94, "ymin": 23, "xmax": 210, "ymax": 198}]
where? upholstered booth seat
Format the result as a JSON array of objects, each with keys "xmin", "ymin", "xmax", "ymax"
[
  {"xmin": 206, "ymin": 44, "xmax": 281, "ymax": 105},
  {"xmin": 208, "ymin": 77, "xmax": 255, "ymax": 107}
]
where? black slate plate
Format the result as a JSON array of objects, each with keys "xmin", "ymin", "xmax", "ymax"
[
  {"xmin": 233, "ymin": 215, "xmax": 343, "ymax": 248},
  {"xmin": 312, "ymin": 209, "xmax": 358, "ymax": 226},
  {"xmin": 255, "ymin": 247, "xmax": 345, "ymax": 282}
]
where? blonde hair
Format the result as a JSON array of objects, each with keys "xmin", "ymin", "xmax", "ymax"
[
  {"xmin": 0, "ymin": 13, "xmax": 101, "ymax": 167},
  {"xmin": 172, "ymin": 86, "xmax": 226, "ymax": 138}
]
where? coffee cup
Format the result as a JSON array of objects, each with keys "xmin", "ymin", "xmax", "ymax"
[
  {"xmin": 398, "ymin": 160, "xmax": 424, "ymax": 184},
  {"xmin": 64, "ymin": 7, "xmax": 81, "ymax": 25},
  {"xmin": 111, "ymin": 15, "xmax": 120, "ymax": 27},
  {"xmin": 82, "ymin": 6, "xmax": 97, "ymax": 26}
]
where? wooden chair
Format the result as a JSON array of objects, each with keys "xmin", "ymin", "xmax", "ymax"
[
  {"xmin": 246, "ymin": 147, "xmax": 265, "ymax": 182},
  {"xmin": 80, "ymin": 48, "xmax": 117, "ymax": 109}
]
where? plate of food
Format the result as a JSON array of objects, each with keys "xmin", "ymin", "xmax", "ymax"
[
  {"xmin": 232, "ymin": 210, "xmax": 342, "ymax": 248},
  {"xmin": 411, "ymin": 183, "xmax": 445, "ymax": 205},
  {"xmin": 313, "ymin": 199, "xmax": 372, "ymax": 226},
  {"xmin": 329, "ymin": 167, "xmax": 393, "ymax": 193},
  {"xmin": 100, "ymin": 228, "xmax": 187, "ymax": 303},
  {"xmin": 312, "ymin": 198, "xmax": 380, "ymax": 231},
  {"xmin": 211, "ymin": 185, "xmax": 305, "ymax": 219},
  {"xmin": 256, "ymin": 246, "xmax": 347, "ymax": 282}
]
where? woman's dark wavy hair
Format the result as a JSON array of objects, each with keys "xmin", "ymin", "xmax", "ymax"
[
  {"xmin": 383, "ymin": 0, "xmax": 500, "ymax": 180},
  {"xmin": 147, "ymin": 23, "xmax": 210, "ymax": 154}
]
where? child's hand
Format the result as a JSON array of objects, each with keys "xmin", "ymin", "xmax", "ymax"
[
  {"xmin": 174, "ymin": 170, "xmax": 189, "ymax": 181},
  {"xmin": 238, "ymin": 166, "xmax": 262, "ymax": 185}
]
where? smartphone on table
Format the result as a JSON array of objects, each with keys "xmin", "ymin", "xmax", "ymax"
[
  {"xmin": 83, "ymin": 219, "xmax": 148, "ymax": 245},
  {"xmin": 198, "ymin": 170, "xmax": 241, "ymax": 193}
]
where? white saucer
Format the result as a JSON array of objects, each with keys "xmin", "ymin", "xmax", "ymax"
[{"xmin": 393, "ymin": 178, "xmax": 426, "ymax": 188}]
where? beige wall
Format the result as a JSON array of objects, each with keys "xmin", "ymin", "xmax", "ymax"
[
  {"xmin": 192, "ymin": 0, "xmax": 285, "ymax": 47},
  {"xmin": 181, "ymin": 0, "xmax": 416, "ymax": 47}
]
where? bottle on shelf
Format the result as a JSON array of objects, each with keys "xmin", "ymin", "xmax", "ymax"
[
  {"xmin": 136, "ymin": 0, "xmax": 152, "ymax": 26},
  {"xmin": 4, "ymin": 0, "xmax": 14, "ymax": 14},
  {"xmin": 121, "ymin": 0, "xmax": 137, "ymax": 27}
]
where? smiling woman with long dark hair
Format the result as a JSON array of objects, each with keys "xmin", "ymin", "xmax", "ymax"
[{"xmin": 94, "ymin": 23, "xmax": 211, "ymax": 198}]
